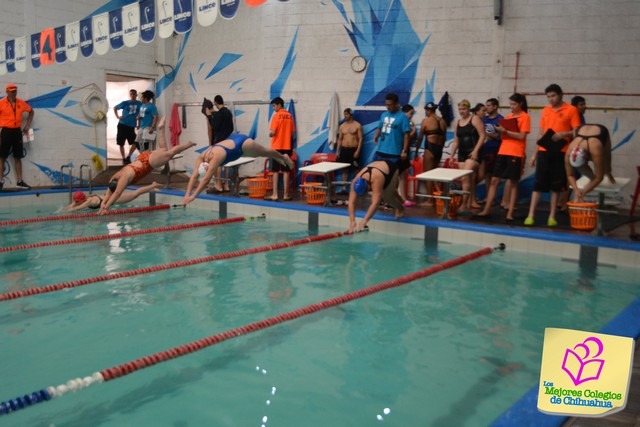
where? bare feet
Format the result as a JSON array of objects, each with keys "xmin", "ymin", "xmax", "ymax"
[{"xmin": 395, "ymin": 208, "xmax": 405, "ymax": 220}]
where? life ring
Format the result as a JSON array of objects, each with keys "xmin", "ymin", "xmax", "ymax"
[{"xmin": 81, "ymin": 89, "xmax": 108, "ymax": 122}]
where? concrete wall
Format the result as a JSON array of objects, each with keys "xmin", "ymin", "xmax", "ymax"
[{"xmin": 1, "ymin": 0, "xmax": 639, "ymax": 205}]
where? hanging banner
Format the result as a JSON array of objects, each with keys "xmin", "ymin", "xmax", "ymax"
[
  {"xmin": 219, "ymin": 0, "xmax": 240, "ymax": 20},
  {"xmin": 122, "ymin": 2, "xmax": 141, "ymax": 48},
  {"xmin": 196, "ymin": 0, "xmax": 218, "ymax": 27},
  {"xmin": 109, "ymin": 8, "xmax": 124, "ymax": 51},
  {"xmin": 5, "ymin": 40, "xmax": 16, "ymax": 73},
  {"xmin": 174, "ymin": 0, "xmax": 193, "ymax": 34},
  {"xmin": 39, "ymin": 28, "xmax": 55, "ymax": 66},
  {"xmin": 80, "ymin": 17, "xmax": 94, "ymax": 58},
  {"xmin": 66, "ymin": 21, "xmax": 80, "ymax": 62},
  {"xmin": 0, "ymin": 43, "xmax": 6, "ymax": 76},
  {"xmin": 15, "ymin": 37, "xmax": 27, "ymax": 72},
  {"xmin": 93, "ymin": 13, "xmax": 110, "ymax": 56},
  {"xmin": 30, "ymin": 33, "xmax": 41, "ymax": 69},
  {"xmin": 54, "ymin": 26, "xmax": 67, "ymax": 64},
  {"xmin": 157, "ymin": 0, "xmax": 175, "ymax": 39},
  {"xmin": 140, "ymin": 0, "xmax": 157, "ymax": 43}
]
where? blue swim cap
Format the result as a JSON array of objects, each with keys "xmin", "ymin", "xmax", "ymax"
[{"xmin": 353, "ymin": 177, "xmax": 368, "ymax": 196}]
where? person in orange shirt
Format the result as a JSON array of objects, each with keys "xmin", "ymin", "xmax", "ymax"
[
  {"xmin": 0, "ymin": 84, "xmax": 34, "ymax": 190},
  {"xmin": 524, "ymin": 84, "xmax": 581, "ymax": 227},
  {"xmin": 265, "ymin": 97, "xmax": 295, "ymax": 201},
  {"xmin": 476, "ymin": 93, "xmax": 530, "ymax": 221}
]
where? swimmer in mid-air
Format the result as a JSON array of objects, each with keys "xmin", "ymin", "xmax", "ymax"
[
  {"xmin": 182, "ymin": 134, "xmax": 294, "ymax": 205},
  {"xmin": 99, "ymin": 117, "xmax": 196, "ymax": 214},
  {"xmin": 65, "ymin": 182, "xmax": 163, "ymax": 212}
]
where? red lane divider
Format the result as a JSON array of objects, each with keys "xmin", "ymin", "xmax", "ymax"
[
  {"xmin": 0, "ymin": 217, "xmax": 245, "ymax": 253},
  {"xmin": 99, "ymin": 247, "xmax": 494, "ymax": 381},
  {"xmin": 0, "ymin": 204, "xmax": 171, "ymax": 227},
  {"xmin": 0, "ymin": 232, "xmax": 345, "ymax": 302}
]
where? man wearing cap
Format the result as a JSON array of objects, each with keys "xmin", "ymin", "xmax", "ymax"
[
  {"xmin": 0, "ymin": 83, "xmax": 34, "ymax": 190},
  {"xmin": 347, "ymin": 160, "xmax": 404, "ymax": 233}
]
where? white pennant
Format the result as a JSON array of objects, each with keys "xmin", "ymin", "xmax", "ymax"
[
  {"xmin": 122, "ymin": 3, "xmax": 141, "ymax": 48},
  {"xmin": 196, "ymin": 0, "xmax": 218, "ymax": 27},
  {"xmin": 156, "ymin": 0, "xmax": 175, "ymax": 39},
  {"xmin": 66, "ymin": 21, "xmax": 80, "ymax": 62},
  {"xmin": 92, "ymin": 13, "xmax": 110, "ymax": 56},
  {"xmin": 0, "ymin": 43, "xmax": 6, "ymax": 76},
  {"xmin": 15, "ymin": 37, "xmax": 27, "ymax": 72}
]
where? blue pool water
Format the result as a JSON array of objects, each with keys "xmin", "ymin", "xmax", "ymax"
[{"xmin": 0, "ymin": 204, "xmax": 637, "ymax": 426}]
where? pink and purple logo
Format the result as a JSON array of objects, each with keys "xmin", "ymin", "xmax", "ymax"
[{"xmin": 561, "ymin": 337, "xmax": 605, "ymax": 386}]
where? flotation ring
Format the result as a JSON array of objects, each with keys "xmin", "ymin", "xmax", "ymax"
[{"xmin": 81, "ymin": 89, "xmax": 108, "ymax": 122}]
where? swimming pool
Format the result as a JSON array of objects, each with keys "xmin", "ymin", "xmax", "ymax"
[{"xmin": 0, "ymin": 200, "xmax": 638, "ymax": 426}]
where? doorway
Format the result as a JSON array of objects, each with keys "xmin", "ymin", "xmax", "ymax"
[{"xmin": 106, "ymin": 74, "xmax": 155, "ymax": 166}]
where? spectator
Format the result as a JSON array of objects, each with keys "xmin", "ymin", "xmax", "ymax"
[
  {"xmin": 571, "ymin": 95, "xmax": 587, "ymax": 125},
  {"xmin": 265, "ymin": 97, "xmax": 295, "ymax": 201},
  {"xmin": 373, "ymin": 93, "xmax": 411, "ymax": 165},
  {"xmin": 418, "ymin": 101, "xmax": 447, "ymax": 202},
  {"xmin": 0, "ymin": 84, "xmax": 34, "ymax": 190},
  {"xmin": 203, "ymin": 95, "xmax": 234, "ymax": 192},
  {"xmin": 524, "ymin": 84, "xmax": 581, "ymax": 226},
  {"xmin": 399, "ymin": 104, "xmax": 417, "ymax": 206},
  {"xmin": 113, "ymin": 89, "xmax": 142, "ymax": 164},
  {"xmin": 335, "ymin": 108, "xmax": 363, "ymax": 192},
  {"xmin": 479, "ymin": 98, "xmax": 504, "ymax": 203},
  {"xmin": 136, "ymin": 90, "xmax": 158, "ymax": 152}
]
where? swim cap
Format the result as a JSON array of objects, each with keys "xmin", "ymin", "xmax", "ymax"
[
  {"xmin": 353, "ymin": 177, "xmax": 368, "ymax": 196},
  {"xmin": 73, "ymin": 191, "xmax": 87, "ymax": 203},
  {"xmin": 198, "ymin": 162, "xmax": 209, "ymax": 179},
  {"xmin": 569, "ymin": 145, "xmax": 588, "ymax": 168}
]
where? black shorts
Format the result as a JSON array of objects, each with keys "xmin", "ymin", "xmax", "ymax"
[
  {"xmin": 0, "ymin": 127, "xmax": 24, "ymax": 159},
  {"xmin": 533, "ymin": 150, "xmax": 567, "ymax": 193},
  {"xmin": 482, "ymin": 152, "xmax": 498, "ymax": 175},
  {"xmin": 337, "ymin": 147, "xmax": 359, "ymax": 167},
  {"xmin": 493, "ymin": 155, "xmax": 523, "ymax": 181},
  {"xmin": 116, "ymin": 123, "xmax": 137, "ymax": 146},
  {"xmin": 425, "ymin": 142, "xmax": 443, "ymax": 166},
  {"xmin": 271, "ymin": 149, "xmax": 293, "ymax": 173}
]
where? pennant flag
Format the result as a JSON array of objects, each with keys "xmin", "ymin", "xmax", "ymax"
[
  {"xmin": 5, "ymin": 40, "xmax": 16, "ymax": 73},
  {"xmin": 0, "ymin": 43, "xmax": 6, "ymax": 76},
  {"xmin": 54, "ymin": 26, "xmax": 67, "ymax": 64},
  {"xmin": 93, "ymin": 13, "xmax": 110, "ymax": 56},
  {"xmin": 30, "ymin": 33, "xmax": 41, "ymax": 69},
  {"xmin": 66, "ymin": 21, "xmax": 80, "ymax": 62},
  {"xmin": 220, "ymin": 0, "xmax": 240, "ymax": 20},
  {"xmin": 196, "ymin": 0, "xmax": 218, "ymax": 27},
  {"xmin": 122, "ymin": 3, "xmax": 141, "ymax": 48},
  {"xmin": 140, "ymin": 0, "xmax": 157, "ymax": 43},
  {"xmin": 174, "ymin": 0, "xmax": 193, "ymax": 34},
  {"xmin": 109, "ymin": 8, "xmax": 125, "ymax": 50},
  {"xmin": 157, "ymin": 0, "xmax": 175, "ymax": 39},
  {"xmin": 80, "ymin": 17, "xmax": 94, "ymax": 58},
  {"xmin": 15, "ymin": 37, "xmax": 27, "ymax": 72},
  {"xmin": 39, "ymin": 28, "xmax": 55, "ymax": 66}
]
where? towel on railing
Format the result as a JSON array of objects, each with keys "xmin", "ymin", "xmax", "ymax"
[{"xmin": 169, "ymin": 103, "xmax": 181, "ymax": 147}]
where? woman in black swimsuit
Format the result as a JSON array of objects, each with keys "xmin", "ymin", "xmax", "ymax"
[
  {"xmin": 450, "ymin": 100, "xmax": 486, "ymax": 212},
  {"xmin": 564, "ymin": 124, "xmax": 615, "ymax": 202},
  {"xmin": 418, "ymin": 102, "xmax": 447, "ymax": 201},
  {"xmin": 348, "ymin": 160, "xmax": 405, "ymax": 232},
  {"xmin": 65, "ymin": 182, "xmax": 163, "ymax": 212}
]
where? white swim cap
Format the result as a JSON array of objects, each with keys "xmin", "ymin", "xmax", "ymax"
[
  {"xmin": 569, "ymin": 145, "xmax": 588, "ymax": 168},
  {"xmin": 198, "ymin": 162, "xmax": 209, "ymax": 179}
]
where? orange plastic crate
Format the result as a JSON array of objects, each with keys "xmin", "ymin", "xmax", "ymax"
[
  {"xmin": 305, "ymin": 182, "xmax": 326, "ymax": 205},
  {"xmin": 247, "ymin": 178, "xmax": 268, "ymax": 198},
  {"xmin": 567, "ymin": 202, "xmax": 598, "ymax": 231},
  {"xmin": 433, "ymin": 191, "xmax": 462, "ymax": 217}
]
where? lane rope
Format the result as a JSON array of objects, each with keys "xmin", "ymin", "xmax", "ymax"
[
  {"xmin": 0, "ymin": 217, "xmax": 247, "ymax": 253},
  {"xmin": 0, "ymin": 245, "xmax": 502, "ymax": 416},
  {"xmin": 0, "ymin": 232, "xmax": 345, "ymax": 302},
  {"xmin": 0, "ymin": 204, "xmax": 171, "ymax": 227}
]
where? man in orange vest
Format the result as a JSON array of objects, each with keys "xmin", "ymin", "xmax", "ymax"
[
  {"xmin": 265, "ymin": 97, "xmax": 295, "ymax": 201},
  {"xmin": 0, "ymin": 84, "xmax": 34, "ymax": 190}
]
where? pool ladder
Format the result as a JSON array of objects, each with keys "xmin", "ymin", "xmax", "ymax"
[{"xmin": 60, "ymin": 164, "xmax": 92, "ymax": 203}]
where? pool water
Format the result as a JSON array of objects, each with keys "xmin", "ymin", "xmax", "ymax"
[{"xmin": 0, "ymin": 204, "xmax": 637, "ymax": 426}]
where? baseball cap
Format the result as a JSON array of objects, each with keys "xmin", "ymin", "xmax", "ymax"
[
  {"xmin": 6, "ymin": 84, "xmax": 17, "ymax": 92},
  {"xmin": 424, "ymin": 102, "xmax": 437, "ymax": 110},
  {"xmin": 353, "ymin": 177, "xmax": 368, "ymax": 196},
  {"xmin": 73, "ymin": 191, "xmax": 87, "ymax": 203}
]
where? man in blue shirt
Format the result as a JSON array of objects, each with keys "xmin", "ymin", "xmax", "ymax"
[
  {"xmin": 373, "ymin": 93, "xmax": 410, "ymax": 165},
  {"xmin": 136, "ymin": 90, "xmax": 159, "ymax": 152},
  {"xmin": 113, "ymin": 89, "xmax": 142, "ymax": 164}
]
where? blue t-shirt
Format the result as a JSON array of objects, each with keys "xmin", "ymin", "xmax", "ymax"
[
  {"xmin": 376, "ymin": 110, "xmax": 411, "ymax": 156},
  {"xmin": 114, "ymin": 100, "xmax": 142, "ymax": 128},
  {"xmin": 138, "ymin": 103, "xmax": 158, "ymax": 129},
  {"xmin": 482, "ymin": 114, "xmax": 504, "ymax": 152}
]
